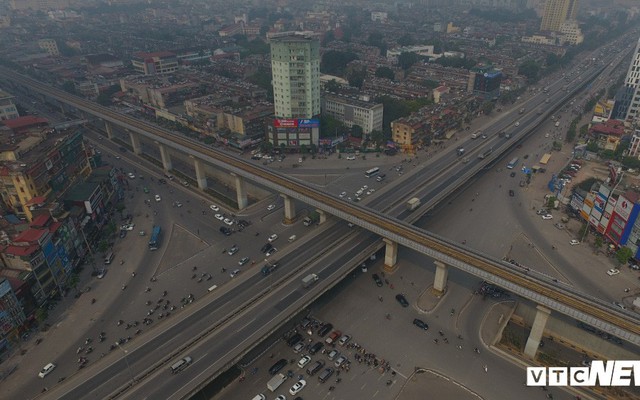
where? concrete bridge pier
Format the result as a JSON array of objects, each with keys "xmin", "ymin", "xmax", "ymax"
[
  {"xmin": 281, "ymin": 194, "xmax": 296, "ymax": 224},
  {"xmin": 104, "ymin": 121, "xmax": 114, "ymax": 139},
  {"xmin": 156, "ymin": 142, "xmax": 172, "ymax": 171},
  {"xmin": 233, "ymin": 173, "xmax": 247, "ymax": 210},
  {"xmin": 383, "ymin": 238, "xmax": 398, "ymax": 272},
  {"xmin": 128, "ymin": 131, "xmax": 141, "ymax": 154},
  {"xmin": 190, "ymin": 156, "xmax": 207, "ymax": 190},
  {"xmin": 524, "ymin": 305, "xmax": 551, "ymax": 358},
  {"xmin": 316, "ymin": 209, "xmax": 327, "ymax": 224},
  {"xmin": 433, "ymin": 260, "xmax": 449, "ymax": 295}
]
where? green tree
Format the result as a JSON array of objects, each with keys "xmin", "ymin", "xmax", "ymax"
[
  {"xmin": 423, "ymin": 79, "xmax": 439, "ymax": 89},
  {"xmin": 375, "ymin": 66, "xmax": 394, "ymax": 80},
  {"xmin": 615, "ymin": 247, "xmax": 634, "ymax": 265},
  {"xmin": 397, "ymin": 34, "xmax": 415, "ymax": 46},
  {"xmin": 370, "ymin": 129, "xmax": 385, "ymax": 146},
  {"xmin": 481, "ymin": 101, "xmax": 495, "ymax": 115},
  {"xmin": 300, "ymin": 144, "xmax": 308, "ymax": 154},
  {"xmin": 320, "ymin": 114, "xmax": 344, "ymax": 138},
  {"xmin": 398, "ymin": 52, "xmax": 419, "ymax": 71},
  {"xmin": 367, "ymin": 31, "xmax": 384, "ymax": 48},
  {"xmin": 62, "ymin": 81, "xmax": 76, "ymax": 94},
  {"xmin": 351, "ymin": 125, "xmax": 363, "ymax": 138},
  {"xmin": 518, "ymin": 60, "xmax": 541, "ymax": 83},
  {"xmin": 323, "ymin": 31, "xmax": 335, "ymax": 45},
  {"xmin": 594, "ymin": 236, "xmax": 604, "ymax": 249},
  {"xmin": 35, "ymin": 308, "xmax": 48, "ymax": 324},
  {"xmin": 347, "ymin": 67, "xmax": 367, "ymax": 89},
  {"xmin": 320, "ymin": 50, "xmax": 358, "ymax": 76}
]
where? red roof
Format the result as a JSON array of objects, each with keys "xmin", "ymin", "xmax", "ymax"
[
  {"xmin": 14, "ymin": 228, "xmax": 46, "ymax": 244},
  {"xmin": 30, "ymin": 214, "xmax": 50, "ymax": 228},
  {"xmin": 25, "ymin": 196, "xmax": 46, "ymax": 206},
  {"xmin": 2, "ymin": 116, "xmax": 48, "ymax": 130},
  {"xmin": 49, "ymin": 222, "xmax": 62, "ymax": 234},
  {"xmin": 4, "ymin": 244, "xmax": 39, "ymax": 257}
]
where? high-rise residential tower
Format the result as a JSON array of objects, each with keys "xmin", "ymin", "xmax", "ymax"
[
  {"xmin": 540, "ymin": 0, "xmax": 579, "ymax": 32},
  {"xmin": 613, "ymin": 36, "xmax": 640, "ymax": 123},
  {"xmin": 268, "ymin": 32, "xmax": 321, "ymax": 148}
]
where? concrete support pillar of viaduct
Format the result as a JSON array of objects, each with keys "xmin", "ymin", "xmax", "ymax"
[
  {"xmin": 104, "ymin": 121, "xmax": 114, "ymax": 139},
  {"xmin": 433, "ymin": 261, "xmax": 449, "ymax": 295},
  {"xmin": 190, "ymin": 156, "xmax": 207, "ymax": 190},
  {"xmin": 128, "ymin": 131, "xmax": 141, "ymax": 155},
  {"xmin": 317, "ymin": 209, "xmax": 327, "ymax": 224},
  {"xmin": 233, "ymin": 173, "xmax": 248, "ymax": 210},
  {"xmin": 524, "ymin": 305, "xmax": 551, "ymax": 358},
  {"xmin": 156, "ymin": 142, "xmax": 172, "ymax": 172},
  {"xmin": 382, "ymin": 238, "xmax": 398, "ymax": 272},
  {"xmin": 280, "ymin": 194, "xmax": 296, "ymax": 224}
]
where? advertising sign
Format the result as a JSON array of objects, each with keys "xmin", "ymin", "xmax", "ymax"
[
  {"xmin": 274, "ymin": 119, "xmax": 298, "ymax": 128},
  {"xmin": 298, "ymin": 119, "xmax": 320, "ymax": 128},
  {"xmin": 614, "ymin": 195, "xmax": 632, "ymax": 221}
]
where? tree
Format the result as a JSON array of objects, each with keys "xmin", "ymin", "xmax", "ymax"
[
  {"xmin": 398, "ymin": 52, "xmax": 419, "ymax": 71},
  {"xmin": 322, "ymin": 31, "xmax": 335, "ymax": 46},
  {"xmin": 324, "ymin": 79, "xmax": 341, "ymax": 93},
  {"xmin": 375, "ymin": 66, "xmax": 394, "ymax": 80},
  {"xmin": 397, "ymin": 34, "xmax": 415, "ymax": 46},
  {"xmin": 423, "ymin": 79, "xmax": 439, "ymax": 89},
  {"xmin": 367, "ymin": 31, "xmax": 384, "ymax": 48},
  {"xmin": 300, "ymin": 144, "xmax": 308, "ymax": 154},
  {"xmin": 594, "ymin": 237, "xmax": 604, "ymax": 249},
  {"xmin": 320, "ymin": 50, "xmax": 358, "ymax": 76},
  {"xmin": 518, "ymin": 60, "xmax": 541, "ymax": 83},
  {"xmin": 370, "ymin": 129, "xmax": 385, "ymax": 146},
  {"xmin": 62, "ymin": 81, "xmax": 76, "ymax": 94},
  {"xmin": 481, "ymin": 101, "xmax": 495, "ymax": 115},
  {"xmin": 615, "ymin": 247, "xmax": 633, "ymax": 265},
  {"xmin": 351, "ymin": 125, "xmax": 364, "ymax": 138},
  {"xmin": 347, "ymin": 67, "xmax": 367, "ymax": 89}
]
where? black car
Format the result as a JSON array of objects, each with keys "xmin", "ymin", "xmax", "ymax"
[
  {"xmin": 287, "ymin": 333, "xmax": 303, "ymax": 347},
  {"xmin": 158, "ymin": 178, "xmax": 167, "ymax": 184},
  {"xmin": 268, "ymin": 358, "xmax": 288, "ymax": 375},
  {"xmin": 317, "ymin": 323, "xmax": 333, "ymax": 337},
  {"xmin": 119, "ymin": 230, "xmax": 127, "ymax": 239},
  {"xmin": 395, "ymin": 294, "xmax": 409, "ymax": 308},
  {"xmin": 372, "ymin": 274, "xmax": 383, "ymax": 287},
  {"xmin": 309, "ymin": 341, "xmax": 324, "ymax": 355},
  {"xmin": 261, "ymin": 243, "xmax": 273, "ymax": 253},
  {"xmin": 413, "ymin": 318, "xmax": 429, "ymax": 330},
  {"xmin": 219, "ymin": 227, "xmax": 232, "ymax": 236},
  {"xmin": 307, "ymin": 360, "xmax": 325, "ymax": 376}
]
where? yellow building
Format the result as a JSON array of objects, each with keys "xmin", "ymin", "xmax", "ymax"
[{"xmin": 540, "ymin": 0, "xmax": 578, "ymax": 32}]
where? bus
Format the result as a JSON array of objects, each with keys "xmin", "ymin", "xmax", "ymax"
[
  {"xmin": 506, "ymin": 157, "xmax": 519, "ymax": 169},
  {"xmin": 364, "ymin": 167, "xmax": 380, "ymax": 178},
  {"xmin": 148, "ymin": 226, "xmax": 161, "ymax": 250}
]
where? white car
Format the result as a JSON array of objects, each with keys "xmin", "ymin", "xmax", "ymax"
[
  {"xmin": 267, "ymin": 204, "xmax": 276, "ymax": 211},
  {"xmin": 120, "ymin": 223, "xmax": 134, "ymax": 231},
  {"xmin": 127, "ymin": 173, "xmax": 135, "ymax": 179},
  {"xmin": 214, "ymin": 214, "xmax": 224, "ymax": 221},
  {"xmin": 223, "ymin": 218, "xmax": 234, "ymax": 226},
  {"xmin": 569, "ymin": 239, "xmax": 580, "ymax": 245},
  {"xmin": 97, "ymin": 269, "xmax": 106, "ymax": 279},
  {"xmin": 174, "ymin": 201, "xmax": 183, "ymax": 208},
  {"xmin": 297, "ymin": 355, "xmax": 311, "ymax": 368},
  {"xmin": 346, "ymin": 155, "xmax": 356, "ymax": 160},
  {"xmin": 38, "ymin": 363, "xmax": 56, "ymax": 378},
  {"xmin": 339, "ymin": 192, "xmax": 347, "ymax": 198},
  {"xmin": 268, "ymin": 234, "xmax": 278, "ymax": 243},
  {"xmin": 209, "ymin": 204, "xmax": 219, "ymax": 212},
  {"xmin": 613, "ymin": 301, "xmax": 626, "ymax": 310},
  {"xmin": 606, "ymin": 268, "xmax": 620, "ymax": 276},
  {"xmin": 154, "ymin": 195, "xmax": 161, "ymax": 202},
  {"xmin": 289, "ymin": 379, "xmax": 307, "ymax": 395},
  {"xmin": 541, "ymin": 214, "xmax": 553, "ymax": 220}
]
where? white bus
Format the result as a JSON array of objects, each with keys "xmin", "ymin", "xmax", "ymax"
[{"xmin": 364, "ymin": 167, "xmax": 380, "ymax": 178}]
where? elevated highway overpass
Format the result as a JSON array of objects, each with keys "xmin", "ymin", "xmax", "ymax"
[{"xmin": 3, "ymin": 57, "xmax": 639, "ymax": 399}]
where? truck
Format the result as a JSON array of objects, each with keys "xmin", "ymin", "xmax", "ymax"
[
  {"xmin": 302, "ymin": 273, "xmax": 319, "ymax": 288},
  {"xmin": 407, "ymin": 197, "xmax": 421, "ymax": 211},
  {"xmin": 266, "ymin": 373, "xmax": 287, "ymax": 392},
  {"xmin": 261, "ymin": 260, "xmax": 279, "ymax": 276},
  {"xmin": 303, "ymin": 211, "xmax": 319, "ymax": 226}
]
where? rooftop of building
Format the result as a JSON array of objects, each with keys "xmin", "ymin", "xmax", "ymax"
[
  {"xmin": 0, "ymin": 89, "xmax": 14, "ymax": 100},
  {"xmin": 323, "ymin": 93, "xmax": 381, "ymax": 109},
  {"xmin": 1, "ymin": 116, "xmax": 48, "ymax": 131},
  {"xmin": 132, "ymin": 51, "xmax": 176, "ymax": 60}
]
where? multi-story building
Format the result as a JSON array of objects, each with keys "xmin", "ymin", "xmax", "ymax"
[
  {"xmin": 559, "ymin": 20, "xmax": 583, "ymax": 45},
  {"xmin": 391, "ymin": 117, "xmax": 428, "ymax": 152},
  {"xmin": 628, "ymin": 129, "xmax": 640, "ymax": 158},
  {"xmin": 0, "ymin": 127, "xmax": 91, "ymax": 222},
  {"xmin": 0, "ymin": 90, "xmax": 19, "ymax": 121},
  {"xmin": 321, "ymin": 94, "xmax": 383, "ymax": 134},
  {"xmin": 10, "ymin": 0, "xmax": 72, "ymax": 11},
  {"xmin": 0, "ymin": 278, "xmax": 26, "ymax": 344},
  {"xmin": 38, "ymin": 39, "xmax": 59, "ymax": 57},
  {"xmin": 540, "ymin": 0, "xmax": 578, "ymax": 32},
  {"xmin": 131, "ymin": 52, "xmax": 179, "ymax": 75},
  {"xmin": 467, "ymin": 65, "xmax": 502, "ymax": 99},
  {"xmin": 613, "ymin": 36, "xmax": 640, "ymax": 123},
  {"xmin": 268, "ymin": 32, "xmax": 321, "ymax": 148}
]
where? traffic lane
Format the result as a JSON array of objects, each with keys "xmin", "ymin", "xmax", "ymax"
[
  {"xmin": 51, "ymin": 223, "xmax": 356, "ymax": 399},
  {"xmin": 124, "ymin": 233, "xmax": 382, "ymax": 399}
]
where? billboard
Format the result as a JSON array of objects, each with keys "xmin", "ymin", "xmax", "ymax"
[
  {"xmin": 614, "ymin": 195, "xmax": 632, "ymax": 221},
  {"xmin": 274, "ymin": 119, "xmax": 298, "ymax": 128},
  {"xmin": 298, "ymin": 119, "xmax": 320, "ymax": 128}
]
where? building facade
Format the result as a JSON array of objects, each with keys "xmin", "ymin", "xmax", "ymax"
[
  {"xmin": 268, "ymin": 32, "xmax": 321, "ymax": 148},
  {"xmin": 613, "ymin": 36, "xmax": 640, "ymax": 123},
  {"xmin": 540, "ymin": 0, "xmax": 578, "ymax": 32},
  {"xmin": 467, "ymin": 66, "xmax": 502, "ymax": 99},
  {"xmin": 0, "ymin": 90, "xmax": 19, "ymax": 121},
  {"xmin": 321, "ymin": 95, "xmax": 383, "ymax": 134},
  {"xmin": 131, "ymin": 52, "xmax": 179, "ymax": 75}
]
